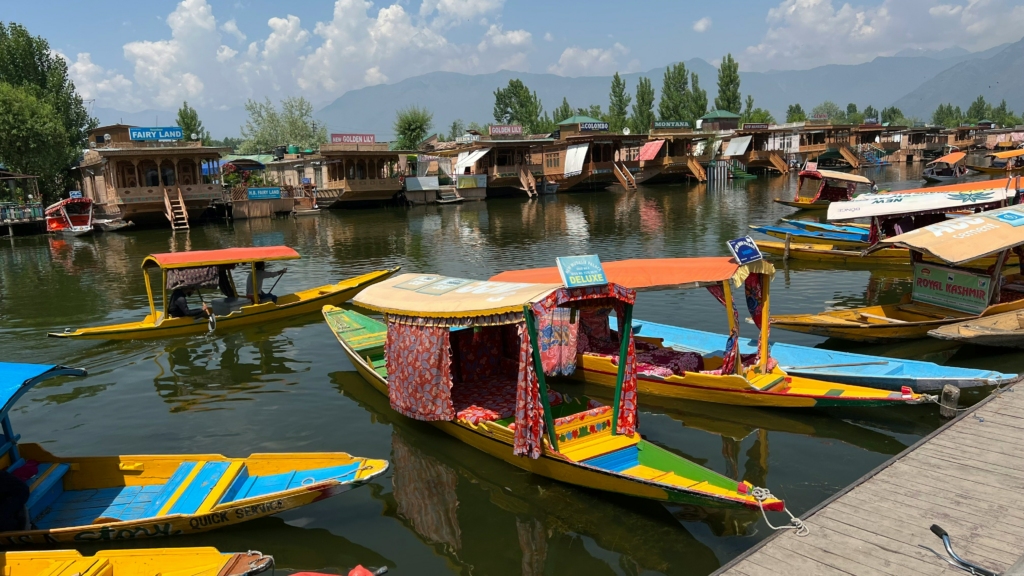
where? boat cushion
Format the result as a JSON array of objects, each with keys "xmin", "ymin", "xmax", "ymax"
[
  {"xmin": 26, "ymin": 463, "xmax": 70, "ymax": 519},
  {"xmin": 450, "ymin": 377, "xmax": 562, "ymax": 425}
]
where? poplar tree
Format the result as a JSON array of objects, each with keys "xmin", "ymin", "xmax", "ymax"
[
  {"xmin": 176, "ymin": 101, "xmax": 210, "ymax": 144},
  {"xmin": 607, "ymin": 72, "xmax": 631, "ymax": 132},
  {"xmin": 687, "ymin": 73, "xmax": 708, "ymax": 123},
  {"xmin": 629, "ymin": 77, "xmax": 655, "ymax": 134},
  {"xmin": 552, "ymin": 97, "xmax": 574, "ymax": 123},
  {"xmin": 657, "ymin": 63, "xmax": 689, "ymax": 122},
  {"xmin": 786, "ymin": 104, "xmax": 807, "ymax": 122},
  {"xmin": 714, "ymin": 53, "xmax": 742, "ymax": 114}
]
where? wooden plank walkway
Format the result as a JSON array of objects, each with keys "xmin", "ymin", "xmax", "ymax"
[{"xmin": 715, "ymin": 385, "xmax": 1024, "ymax": 576}]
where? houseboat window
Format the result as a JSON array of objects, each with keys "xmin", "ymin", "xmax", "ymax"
[
  {"xmin": 356, "ymin": 160, "xmax": 366, "ymax": 179},
  {"xmin": 161, "ymin": 165, "xmax": 176, "ymax": 186},
  {"xmin": 144, "ymin": 166, "xmax": 160, "ymax": 187},
  {"xmin": 346, "ymin": 160, "xmax": 355, "ymax": 179},
  {"xmin": 544, "ymin": 152, "xmax": 560, "ymax": 168}
]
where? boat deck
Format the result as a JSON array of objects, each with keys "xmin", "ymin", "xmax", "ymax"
[{"xmin": 713, "ymin": 383, "xmax": 1024, "ymax": 575}]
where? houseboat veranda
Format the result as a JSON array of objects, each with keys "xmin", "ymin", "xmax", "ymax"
[
  {"xmin": 634, "ymin": 123, "xmax": 716, "ymax": 184},
  {"xmin": 77, "ymin": 125, "xmax": 230, "ymax": 228},
  {"xmin": 322, "ymin": 273, "xmax": 794, "ymax": 512},
  {"xmin": 50, "ymin": 246, "xmax": 398, "ymax": 340},
  {"xmin": 317, "ymin": 141, "xmax": 411, "ymax": 206}
]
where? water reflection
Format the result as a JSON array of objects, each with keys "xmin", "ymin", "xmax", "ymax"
[{"xmin": 333, "ymin": 371, "xmax": 722, "ymax": 576}]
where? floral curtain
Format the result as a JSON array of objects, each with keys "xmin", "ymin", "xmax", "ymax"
[
  {"xmin": 614, "ymin": 307, "xmax": 638, "ymax": 435},
  {"xmin": 514, "ymin": 323, "xmax": 545, "ymax": 459},
  {"xmin": 385, "ymin": 321, "xmax": 454, "ymax": 421},
  {"xmin": 535, "ymin": 306, "xmax": 578, "ymax": 376},
  {"xmin": 166, "ymin": 266, "xmax": 220, "ymax": 290}
]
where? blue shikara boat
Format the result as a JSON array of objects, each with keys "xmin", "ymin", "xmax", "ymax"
[
  {"xmin": 749, "ymin": 224, "xmax": 869, "ymax": 248},
  {"xmin": 631, "ymin": 319, "xmax": 1019, "ymax": 392},
  {"xmin": 780, "ymin": 219, "xmax": 870, "ymax": 236}
]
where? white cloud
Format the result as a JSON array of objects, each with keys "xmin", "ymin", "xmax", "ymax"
[
  {"xmin": 543, "ymin": 32, "xmax": 553, "ymax": 42},
  {"xmin": 364, "ymin": 66, "xmax": 388, "ymax": 85},
  {"xmin": 547, "ymin": 42, "xmax": 632, "ymax": 76},
  {"xmin": 479, "ymin": 24, "xmax": 531, "ymax": 49},
  {"xmin": 692, "ymin": 17, "xmax": 712, "ymax": 32},
  {"xmin": 419, "ymin": 0, "xmax": 503, "ymax": 24},
  {"xmin": 61, "ymin": 52, "xmax": 137, "ymax": 108},
  {"xmin": 746, "ymin": 0, "xmax": 1024, "ymax": 70},
  {"xmin": 216, "ymin": 45, "xmax": 237, "ymax": 62},
  {"xmin": 220, "ymin": 18, "xmax": 246, "ymax": 42}
]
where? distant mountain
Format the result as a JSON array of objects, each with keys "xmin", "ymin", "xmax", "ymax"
[
  {"xmin": 92, "ymin": 105, "xmax": 247, "ymax": 139},
  {"xmin": 315, "ymin": 48, "xmax": 1002, "ymax": 139},
  {"xmin": 892, "ymin": 38, "xmax": 1024, "ymax": 120}
]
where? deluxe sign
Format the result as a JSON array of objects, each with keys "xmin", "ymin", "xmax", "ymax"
[
  {"xmin": 727, "ymin": 236, "xmax": 763, "ymax": 265},
  {"xmin": 579, "ymin": 122, "xmax": 609, "ymax": 132},
  {"xmin": 247, "ymin": 187, "xmax": 282, "ymax": 200},
  {"xmin": 330, "ymin": 133, "xmax": 375, "ymax": 144},
  {"xmin": 489, "ymin": 125, "xmax": 523, "ymax": 136},
  {"xmin": 129, "ymin": 126, "xmax": 183, "ymax": 141},
  {"xmin": 556, "ymin": 255, "xmax": 607, "ymax": 288},
  {"xmin": 742, "ymin": 123, "xmax": 770, "ymax": 130},
  {"xmin": 912, "ymin": 263, "xmax": 992, "ymax": 314},
  {"xmin": 653, "ymin": 121, "xmax": 690, "ymax": 129}
]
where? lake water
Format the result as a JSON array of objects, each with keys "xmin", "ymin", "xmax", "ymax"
[{"xmin": 3, "ymin": 165, "xmax": 1022, "ymax": 574}]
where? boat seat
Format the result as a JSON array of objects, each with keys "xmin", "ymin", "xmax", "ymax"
[
  {"xmin": 897, "ymin": 304, "xmax": 960, "ymax": 319},
  {"xmin": 24, "ymin": 462, "xmax": 71, "ymax": 519},
  {"xmin": 139, "ymin": 461, "xmax": 200, "ymax": 518},
  {"xmin": 209, "ymin": 298, "xmax": 247, "ymax": 316},
  {"xmin": 219, "ymin": 462, "xmax": 362, "ymax": 504}
]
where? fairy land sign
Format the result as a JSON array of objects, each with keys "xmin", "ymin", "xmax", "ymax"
[{"xmin": 912, "ymin": 263, "xmax": 992, "ymax": 314}]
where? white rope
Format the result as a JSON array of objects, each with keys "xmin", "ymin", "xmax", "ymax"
[
  {"xmin": 752, "ymin": 487, "xmax": 809, "ymax": 536},
  {"xmin": 300, "ymin": 465, "xmax": 373, "ymax": 486}
]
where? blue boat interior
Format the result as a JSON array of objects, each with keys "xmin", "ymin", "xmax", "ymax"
[{"xmin": 752, "ymin": 224, "xmax": 868, "ymax": 243}]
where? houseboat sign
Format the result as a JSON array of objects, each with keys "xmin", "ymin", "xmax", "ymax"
[
  {"xmin": 742, "ymin": 123, "xmax": 770, "ymax": 130},
  {"xmin": 489, "ymin": 125, "xmax": 523, "ymax": 136},
  {"xmin": 455, "ymin": 134, "xmax": 481, "ymax": 144},
  {"xmin": 580, "ymin": 122, "xmax": 610, "ymax": 132},
  {"xmin": 129, "ymin": 127, "xmax": 184, "ymax": 141},
  {"xmin": 247, "ymin": 187, "xmax": 282, "ymax": 200},
  {"xmin": 653, "ymin": 121, "xmax": 690, "ymax": 129},
  {"xmin": 330, "ymin": 134, "xmax": 376, "ymax": 144}
]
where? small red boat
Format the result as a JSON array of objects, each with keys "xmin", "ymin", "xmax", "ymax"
[{"xmin": 45, "ymin": 197, "xmax": 94, "ymax": 236}]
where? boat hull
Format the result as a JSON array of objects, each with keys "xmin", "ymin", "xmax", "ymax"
[
  {"xmin": 49, "ymin": 268, "xmax": 398, "ymax": 340},
  {"xmin": 966, "ymin": 164, "xmax": 1023, "ymax": 175},
  {"xmin": 754, "ymin": 226, "xmax": 867, "ymax": 250},
  {"xmin": 756, "ymin": 240, "xmax": 1006, "ymax": 268},
  {"xmin": 929, "ymin": 311, "xmax": 1024, "ymax": 349},
  {"xmin": 773, "ymin": 198, "xmax": 830, "ymax": 210}
]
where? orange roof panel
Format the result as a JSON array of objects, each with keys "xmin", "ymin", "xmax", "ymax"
[
  {"xmin": 490, "ymin": 257, "xmax": 743, "ymax": 289},
  {"xmin": 143, "ymin": 246, "xmax": 300, "ymax": 269}
]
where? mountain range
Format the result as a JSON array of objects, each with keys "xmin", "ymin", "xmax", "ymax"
[{"xmin": 93, "ymin": 38, "xmax": 1023, "ymax": 139}]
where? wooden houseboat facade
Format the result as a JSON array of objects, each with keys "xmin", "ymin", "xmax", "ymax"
[
  {"xmin": 635, "ymin": 124, "xmax": 714, "ymax": 183},
  {"xmin": 532, "ymin": 116, "xmax": 644, "ymax": 192},
  {"xmin": 723, "ymin": 124, "xmax": 798, "ymax": 174},
  {"xmin": 895, "ymin": 126, "xmax": 945, "ymax": 162},
  {"xmin": 318, "ymin": 142, "xmax": 408, "ymax": 205}
]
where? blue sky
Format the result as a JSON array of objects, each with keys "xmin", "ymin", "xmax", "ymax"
[{"xmin": 6, "ymin": 0, "xmax": 1022, "ymax": 114}]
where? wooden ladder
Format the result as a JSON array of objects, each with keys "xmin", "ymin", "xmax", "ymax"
[
  {"xmin": 838, "ymin": 144, "xmax": 861, "ymax": 169},
  {"xmin": 519, "ymin": 165, "xmax": 537, "ymax": 197},
  {"xmin": 768, "ymin": 151, "xmax": 790, "ymax": 174},
  {"xmin": 687, "ymin": 157, "xmax": 708, "ymax": 182},
  {"xmin": 164, "ymin": 188, "xmax": 189, "ymax": 230},
  {"xmin": 613, "ymin": 162, "xmax": 637, "ymax": 190}
]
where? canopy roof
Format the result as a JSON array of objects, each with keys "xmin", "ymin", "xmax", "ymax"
[
  {"xmin": 989, "ymin": 149, "xmax": 1024, "ymax": 159},
  {"xmin": 803, "ymin": 169, "xmax": 873, "ymax": 184},
  {"xmin": 0, "ymin": 363, "xmax": 87, "ymax": 419},
  {"xmin": 928, "ymin": 151, "xmax": 966, "ymax": 166},
  {"xmin": 868, "ymin": 204, "xmax": 1024, "ymax": 265},
  {"xmin": 702, "ymin": 110, "xmax": 741, "ymax": 120},
  {"xmin": 142, "ymin": 246, "xmax": 300, "ymax": 270},
  {"xmin": 353, "ymin": 273, "xmax": 561, "ymax": 318},
  {"xmin": 827, "ymin": 185, "xmax": 1012, "ymax": 221},
  {"xmin": 44, "ymin": 197, "xmax": 92, "ymax": 215},
  {"xmin": 490, "ymin": 258, "xmax": 775, "ymax": 289}
]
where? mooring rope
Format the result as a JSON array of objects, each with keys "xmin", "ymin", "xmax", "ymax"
[
  {"xmin": 752, "ymin": 487, "xmax": 809, "ymax": 537},
  {"xmin": 300, "ymin": 464, "xmax": 374, "ymax": 486}
]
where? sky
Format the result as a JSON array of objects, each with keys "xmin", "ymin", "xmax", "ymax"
[{"xmin": 6, "ymin": 0, "xmax": 1024, "ymax": 114}]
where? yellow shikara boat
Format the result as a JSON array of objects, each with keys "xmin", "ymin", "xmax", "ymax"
[
  {"xmin": 966, "ymin": 149, "xmax": 1024, "ymax": 175},
  {"xmin": 49, "ymin": 246, "xmax": 398, "ymax": 340},
  {"xmin": 773, "ymin": 168, "xmax": 874, "ymax": 210},
  {"xmin": 491, "ymin": 259, "xmax": 930, "ymax": 408},
  {"xmin": 324, "ymin": 273, "xmax": 791, "ymax": 513},
  {"xmin": 0, "ymin": 363, "xmax": 388, "ymax": 546},
  {"xmin": 1, "ymin": 548, "xmax": 273, "ymax": 576},
  {"xmin": 755, "ymin": 240, "xmax": 1006, "ymax": 268}
]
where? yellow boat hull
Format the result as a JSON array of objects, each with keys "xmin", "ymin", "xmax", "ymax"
[
  {"xmin": 966, "ymin": 164, "xmax": 1024, "ymax": 175},
  {"xmin": 0, "ymin": 548, "xmax": 273, "ymax": 576},
  {"xmin": 49, "ymin": 268, "xmax": 398, "ymax": 340},
  {"xmin": 1, "ymin": 444, "xmax": 387, "ymax": 546},
  {"xmin": 774, "ymin": 198, "xmax": 830, "ymax": 210}
]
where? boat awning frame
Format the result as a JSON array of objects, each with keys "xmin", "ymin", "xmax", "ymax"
[
  {"xmin": 867, "ymin": 204, "xmax": 1024, "ymax": 265},
  {"xmin": 490, "ymin": 258, "xmax": 776, "ymax": 289},
  {"xmin": 811, "ymin": 169, "xmax": 873, "ymax": 185},
  {"xmin": 142, "ymin": 246, "xmax": 301, "ymax": 270},
  {"xmin": 827, "ymin": 186, "xmax": 1012, "ymax": 221},
  {"xmin": 928, "ymin": 151, "xmax": 967, "ymax": 166},
  {"xmin": 989, "ymin": 149, "xmax": 1024, "ymax": 159}
]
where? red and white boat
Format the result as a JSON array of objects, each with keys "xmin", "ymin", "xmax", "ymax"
[{"xmin": 45, "ymin": 197, "xmax": 94, "ymax": 236}]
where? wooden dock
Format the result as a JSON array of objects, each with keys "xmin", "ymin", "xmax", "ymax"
[{"xmin": 715, "ymin": 385, "xmax": 1024, "ymax": 576}]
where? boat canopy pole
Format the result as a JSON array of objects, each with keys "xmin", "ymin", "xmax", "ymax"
[
  {"xmin": 161, "ymin": 270, "xmax": 168, "ymax": 320},
  {"xmin": 143, "ymin": 269, "xmax": 156, "ymax": 319},
  {"xmin": 251, "ymin": 263, "xmax": 259, "ymax": 302},
  {"xmin": 0, "ymin": 416, "xmax": 20, "ymax": 466},
  {"xmin": 610, "ymin": 302, "xmax": 633, "ymax": 435},
  {"xmin": 758, "ymin": 275, "xmax": 772, "ymax": 373},
  {"xmin": 523, "ymin": 307, "xmax": 558, "ymax": 450},
  {"xmin": 990, "ymin": 250, "xmax": 1008, "ymax": 305},
  {"xmin": 722, "ymin": 281, "xmax": 743, "ymax": 374}
]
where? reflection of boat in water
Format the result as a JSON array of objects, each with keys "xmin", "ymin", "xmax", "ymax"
[
  {"xmin": 0, "ymin": 548, "xmax": 273, "ymax": 576},
  {"xmin": 331, "ymin": 370, "xmax": 723, "ymax": 574}
]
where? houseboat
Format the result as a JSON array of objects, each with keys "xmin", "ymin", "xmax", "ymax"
[
  {"xmin": 944, "ymin": 125, "xmax": 984, "ymax": 150},
  {"xmin": 851, "ymin": 122, "xmax": 903, "ymax": 166},
  {"xmin": 532, "ymin": 116, "xmax": 644, "ymax": 192},
  {"xmin": 318, "ymin": 137, "xmax": 409, "ymax": 205},
  {"xmin": 896, "ymin": 125, "xmax": 945, "ymax": 162},
  {"xmin": 77, "ymin": 124, "xmax": 230, "ymax": 229},
  {"xmin": 435, "ymin": 126, "xmax": 555, "ymax": 198},
  {"xmin": 722, "ymin": 123, "xmax": 799, "ymax": 175},
  {"xmin": 635, "ymin": 122, "xmax": 715, "ymax": 184}
]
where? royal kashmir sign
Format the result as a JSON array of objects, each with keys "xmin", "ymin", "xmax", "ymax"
[
  {"xmin": 330, "ymin": 133, "xmax": 375, "ymax": 144},
  {"xmin": 489, "ymin": 125, "xmax": 523, "ymax": 136},
  {"xmin": 727, "ymin": 236, "xmax": 764, "ymax": 265},
  {"xmin": 912, "ymin": 263, "xmax": 992, "ymax": 314},
  {"xmin": 129, "ymin": 127, "xmax": 183, "ymax": 141},
  {"xmin": 556, "ymin": 255, "xmax": 608, "ymax": 288},
  {"xmin": 579, "ymin": 122, "xmax": 610, "ymax": 132},
  {"xmin": 653, "ymin": 121, "xmax": 690, "ymax": 129},
  {"xmin": 247, "ymin": 187, "xmax": 282, "ymax": 200}
]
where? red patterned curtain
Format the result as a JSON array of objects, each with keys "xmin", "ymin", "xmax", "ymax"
[
  {"xmin": 385, "ymin": 321, "xmax": 454, "ymax": 421},
  {"xmin": 514, "ymin": 323, "xmax": 544, "ymax": 459},
  {"xmin": 534, "ymin": 306, "xmax": 578, "ymax": 376},
  {"xmin": 613, "ymin": 302, "xmax": 638, "ymax": 436}
]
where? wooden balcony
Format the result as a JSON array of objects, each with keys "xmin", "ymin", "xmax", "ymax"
[{"xmin": 111, "ymin": 184, "xmax": 224, "ymax": 205}]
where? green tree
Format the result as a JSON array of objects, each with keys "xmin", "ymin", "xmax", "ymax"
[
  {"xmin": 0, "ymin": 83, "xmax": 68, "ymax": 202},
  {"xmin": 863, "ymin": 105, "xmax": 878, "ymax": 121},
  {"xmin": 657, "ymin": 62, "xmax": 689, "ymax": 122},
  {"xmin": 714, "ymin": 53, "xmax": 742, "ymax": 114},
  {"xmin": 786, "ymin": 103, "xmax": 807, "ymax": 122},
  {"xmin": 576, "ymin": 104, "xmax": 605, "ymax": 119},
  {"xmin": 176, "ymin": 101, "xmax": 209, "ymax": 144},
  {"xmin": 493, "ymin": 79, "xmax": 547, "ymax": 133},
  {"xmin": 932, "ymin": 103, "xmax": 964, "ymax": 128},
  {"xmin": 552, "ymin": 97, "xmax": 574, "ymax": 124},
  {"xmin": 239, "ymin": 96, "xmax": 326, "ymax": 153},
  {"xmin": 0, "ymin": 22, "xmax": 96, "ymax": 202},
  {"xmin": 965, "ymin": 95, "xmax": 991, "ymax": 123},
  {"xmin": 811, "ymin": 100, "xmax": 844, "ymax": 122},
  {"xmin": 881, "ymin": 106, "xmax": 904, "ymax": 124},
  {"xmin": 209, "ymin": 136, "xmax": 244, "ymax": 150},
  {"xmin": 687, "ymin": 73, "xmax": 708, "ymax": 124},
  {"xmin": 393, "ymin": 106, "xmax": 433, "ymax": 150},
  {"xmin": 740, "ymin": 94, "xmax": 775, "ymax": 125},
  {"xmin": 990, "ymin": 100, "xmax": 1022, "ymax": 127},
  {"xmin": 629, "ymin": 76, "xmax": 655, "ymax": 134},
  {"xmin": 448, "ymin": 119, "xmax": 465, "ymax": 140},
  {"xmin": 607, "ymin": 72, "xmax": 632, "ymax": 132}
]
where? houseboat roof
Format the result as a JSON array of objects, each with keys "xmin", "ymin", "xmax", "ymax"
[
  {"xmin": 490, "ymin": 257, "xmax": 776, "ymax": 290},
  {"xmin": 141, "ymin": 246, "xmax": 300, "ymax": 270},
  {"xmin": 319, "ymin": 143, "xmax": 412, "ymax": 155},
  {"xmin": 701, "ymin": 110, "xmax": 741, "ymax": 120},
  {"xmin": 558, "ymin": 115, "xmax": 603, "ymax": 125}
]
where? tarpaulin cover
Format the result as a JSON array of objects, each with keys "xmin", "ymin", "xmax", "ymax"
[
  {"xmin": 637, "ymin": 140, "xmax": 665, "ymax": 161},
  {"xmin": 827, "ymin": 186, "xmax": 1012, "ymax": 221},
  {"xmin": 869, "ymin": 204, "xmax": 1024, "ymax": 265},
  {"xmin": 0, "ymin": 363, "xmax": 86, "ymax": 417},
  {"xmin": 928, "ymin": 151, "xmax": 967, "ymax": 166},
  {"xmin": 143, "ymin": 246, "xmax": 300, "ymax": 269},
  {"xmin": 723, "ymin": 135, "xmax": 752, "ymax": 157},
  {"xmin": 491, "ymin": 258, "xmax": 776, "ymax": 290},
  {"xmin": 404, "ymin": 176, "xmax": 440, "ymax": 191},
  {"xmin": 455, "ymin": 148, "xmax": 490, "ymax": 173},
  {"xmin": 564, "ymin": 143, "xmax": 589, "ymax": 177}
]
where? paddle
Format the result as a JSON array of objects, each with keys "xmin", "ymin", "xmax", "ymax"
[
  {"xmin": 194, "ymin": 287, "xmax": 216, "ymax": 332},
  {"xmin": 265, "ymin": 268, "xmax": 287, "ymax": 299}
]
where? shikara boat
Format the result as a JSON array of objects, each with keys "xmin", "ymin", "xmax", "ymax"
[
  {"xmin": 630, "ymin": 319, "xmax": 1019, "ymax": 391},
  {"xmin": 750, "ymin": 224, "xmax": 868, "ymax": 249},
  {"xmin": 967, "ymin": 149, "xmax": 1024, "ymax": 175},
  {"xmin": 929, "ymin": 310, "xmax": 1024, "ymax": 348},
  {"xmin": 324, "ymin": 273, "xmax": 788, "ymax": 511},
  {"xmin": 491, "ymin": 258, "xmax": 931, "ymax": 407},
  {"xmin": 775, "ymin": 201, "xmax": 1024, "ymax": 342},
  {"xmin": 1, "ymin": 547, "xmax": 273, "ymax": 576},
  {"xmin": 92, "ymin": 218, "xmax": 133, "ymax": 232},
  {"xmin": 0, "ymin": 362, "xmax": 388, "ymax": 546},
  {"xmin": 49, "ymin": 246, "xmax": 398, "ymax": 340},
  {"xmin": 773, "ymin": 169, "xmax": 874, "ymax": 210},
  {"xmin": 44, "ymin": 197, "xmax": 94, "ymax": 237},
  {"xmin": 781, "ymin": 218, "xmax": 868, "ymax": 235},
  {"xmin": 922, "ymin": 151, "xmax": 972, "ymax": 183}
]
